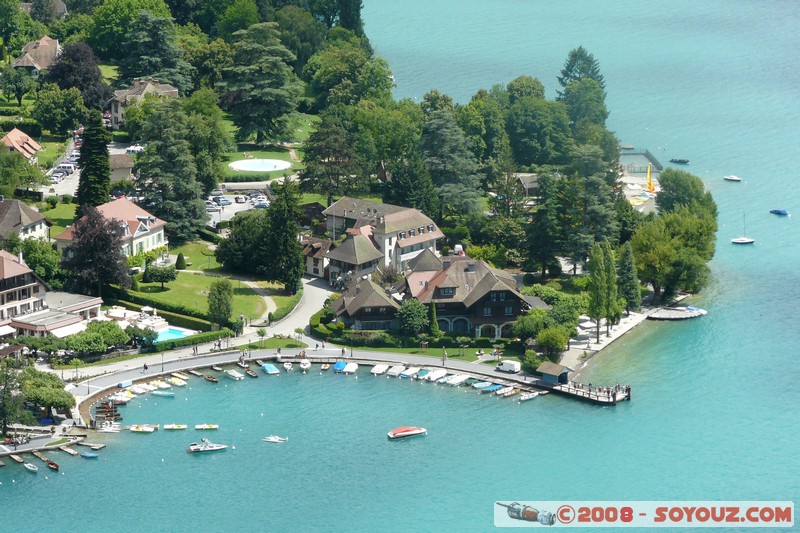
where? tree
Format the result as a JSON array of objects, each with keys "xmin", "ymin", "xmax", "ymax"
[
  {"xmin": 562, "ymin": 78, "xmax": 608, "ymax": 129},
  {"xmin": 337, "ymin": 0, "xmax": 364, "ymax": 36},
  {"xmin": 420, "ymin": 89, "xmax": 454, "ymax": 116},
  {"xmin": 536, "ymin": 326, "xmax": 569, "ymax": 360},
  {"xmin": 85, "ymin": 320, "xmax": 130, "ymax": 347},
  {"xmin": 0, "ymin": 0, "xmax": 17, "ymax": 57},
  {"xmin": 656, "ymin": 168, "xmax": 718, "ymax": 216},
  {"xmin": 6, "ymin": 11, "xmax": 46, "ymax": 58},
  {"xmin": 507, "ymin": 75, "xmax": 545, "ymax": 104},
  {"xmin": 419, "ymin": 108, "xmax": 483, "ymax": 220},
  {"xmin": 136, "ymin": 99, "xmax": 207, "ymax": 243},
  {"xmin": 118, "ymin": 11, "xmax": 195, "ymax": 95},
  {"xmin": 2, "ymin": 67, "xmax": 35, "ymax": 106},
  {"xmin": 383, "ymin": 154, "xmax": 439, "ymax": 216},
  {"xmin": 62, "ymin": 206, "xmax": 131, "ymax": 297},
  {"xmin": 0, "ymin": 150, "xmax": 46, "ymax": 196},
  {"xmin": 30, "ymin": 0, "xmax": 56, "ymax": 24},
  {"xmin": 208, "ymin": 278, "xmax": 233, "ymax": 327},
  {"xmin": 557, "ymin": 46, "xmax": 606, "ymax": 99},
  {"xmin": 185, "ymin": 37, "xmax": 232, "ymax": 90},
  {"xmin": 429, "ymin": 303, "xmax": 441, "ymax": 337},
  {"xmin": 20, "ymin": 367, "xmax": 75, "ymax": 420},
  {"xmin": 300, "ymin": 112, "xmax": 361, "ymax": 206},
  {"xmin": 125, "ymin": 324, "xmax": 158, "ymax": 350},
  {"xmin": 261, "ymin": 182, "xmax": 304, "ymax": 291},
  {"xmin": 18, "ymin": 237, "xmax": 64, "ymax": 289},
  {"xmin": 512, "ymin": 307, "xmax": 550, "ymax": 340},
  {"xmin": 181, "ymin": 88, "xmax": 233, "ymax": 194},
  {"xmin": 275, "ymin": 5, "xmax": 327, "ymax": 75},
  {"xmin": 217, "ymin": 0, "xmax": 260, "ymax": 41},
  {"xmin": 76, "ymin": 111, "xmax": 111, "ymax": 216},
  {"xmin": 396, "ymin": 299, "xmax": 429, "ymax": 336},
  {"xmin": 216, "ymin": 209, "xmax": 270, "ymax": 274},
  {"xmin": 218, "ymin": 22, "xmax": 301, "ymax": 144},
  {"xmin": 507, "ymin": 96, "xmax": 572, "ymax": 166},
  {"xmin": 88, "ymin": 0, "xmax": 172, "ymax": 60},
  {"xmin": 601, "ymin": 239, "xmax": 621, "ymax": 335},
  {"xmin": 618, "ymin": 241, "xmax": 641, "ymax": 314},
  {"xmin": 0, "ymin": 361, "xmax": 22, "ymax": 436},
  {"xmin": 31, "ymin": 84, "xmax": 88, "ymax": 135},
  {"xmin": 142, "ymin": 263, "xmax": 176, "ymax": 288},
  {"xmin": 586, "ymin": 241, "xmax": 607, "ymax": 343},
  {"xmin": 310, "ymin": 0, "xmax": 339, "ymax": 28},
  {"xmin": 44, "ymin": 42, "xmax": 112, "ymax": 110},
  {"xmin": 175, "ymin": 252, "xmax": 187, "ymax": 270}
]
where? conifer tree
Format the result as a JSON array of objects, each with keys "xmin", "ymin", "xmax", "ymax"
[
  {"xmin": 617, "ymin": 241, "xmax": 641, "ymax": 314},
  {"xmin": 430, "ymin": 303, "xmax": 441, "ymax": 337},
  {"xmin": 261, "ymin": 182, "xmax": 304, "ymax": 292},
  {"xmin": 383, "ymin": 154, "xmax": 438, "ymax": 217},
  {"xmin": 76, "ymin": 111, "xmax": 111, "ymax": 217},
  {"xmin": 601, "ymin": 239, "xmax": 621, "ymax": 335},
  {"xmin": 556, "ymin": 46, "xmax": 606, "ymax": 99},
  {"xmin": 208, "ymin": 279, "xmax": 233, "ymax": 327},
  {"xmin": 587, "ymin": 241, "xmax": 607, "ymax": 344}
]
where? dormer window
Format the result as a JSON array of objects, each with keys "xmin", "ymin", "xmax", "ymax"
[
  {"xmin": 418, "ymin": 226, "xmax": 424, "ymax": 234},
  {"xmin": 409, "ymin": 229, "xmax": 415, "ymax": 237},
  {"xmin": 399, "ymin": 231, "xmax": 406, "ymax": 239},
  {"xmin": 440, "ymin": 287, "xmax": 455, "ymax": 296},
  {"xmin": 427, "ymin": 224, "xmax": 434, "ymax": 232}
]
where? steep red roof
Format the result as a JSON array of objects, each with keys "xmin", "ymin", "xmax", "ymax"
[
  {"xmin": 53, "ymin": 198, "xmax": 165, "ymax": 243},
  {"xmin": 1, "ymin": 128, "xmax": 42, "ymax": 160}
]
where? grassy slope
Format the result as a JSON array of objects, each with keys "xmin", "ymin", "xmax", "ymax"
[{"xmin": 41, "ymin": 202, "xmax": 77, "ymax": 236}]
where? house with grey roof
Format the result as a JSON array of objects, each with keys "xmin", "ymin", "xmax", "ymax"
[
  {"xmin": 12, "ymin": 35, "xmax": 61, "ymax": 77},
  {"xmin": 323, "ymin": 197, "xmax": 444, "ymax": 284},
  {"xmin": 18, "ymin": 1, "xmax": 68, "ymax": 19},
  {"xmin": 110, "ymin": 78, "xmax": 179, "ymax": 129},
  {"xmin": 300, "ymin": 236, "xmax": 333, "ymax": 278},
  {"xmin": 0, "ymin": 198, "xmax": 50, "ymax": 242},
  {"xmin": 331, "ymin": 278, "xmax": 401, "ymax": 331}
]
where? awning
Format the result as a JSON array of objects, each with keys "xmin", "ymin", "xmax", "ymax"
[
  {"xmin": 50, "ymin": 322, "xmax": 87, "ymax": 338},
  {"xmin": 0, "ymin": 325, "xmax": 16, "ymax": 336}
]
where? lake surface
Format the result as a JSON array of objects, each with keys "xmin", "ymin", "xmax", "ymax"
[{"xmin": 3, "ymin": 1, "xmax": 799, "ymax": 530}]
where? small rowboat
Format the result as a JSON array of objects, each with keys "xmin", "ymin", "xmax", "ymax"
[
  {"xmin": 24, "ymin": 462, "xmax": 38, "ymax": 473},
  {"xmin": 299, "ymin": 360, "xmax": 311, "ymax": 372},
  {"xmin": 283, "ymin": 362, "xmax": 293, "ymax": 371},
  {"xmin": 245, "ymin": 368, "xmax": 258, "ymax": 378},
  {"xmin": 204, "ymin": 375, "xmax": 218, "ymax": 383},
  {"xmin": 195, "ymin": 423, "xmax": 219, "ymax": 430},
  {"xmin": 81, "ymin": 451, "xmax": 99, "ymax": 459},
  {"xmin": 46, "ymin": 460, "xmax": 59, "ymax": 471},
  {"xmin": 255, "ymin": 359, "xmax": 264, "ymax": 366},
  {"xmin": 211, "ymin": 365, "xmax": 223, "ymax": 372},
  {"xmin": 163, "ymin": 424, "xmax": 187, "ymax": 430},
  {"xmin": 387, "ymin": 426, "xmax": 427, "ymax": 440},
  {"xmin": 669, "ymin": 158, "xmax": 689, "ymax": 164},
  {"xmin": 237, "ymin": 361, "xmax": 249, "ymax": 369},
  {"xmin": 770, "ymin": 209, "xmax": 789, "ymax": 216},
  {"xmin": 171, "ymin": 372, "xmax": 190, "ymax": 380},
  {"xmin": 320, "ymin": 363, "xmax": 330, "ymax": 371},
  {"xmin": 519, "ymin": 392, "xmax": 540, "ymax": 402},
  {"xmin": 152, "ymin": 390, "xmax": 175, "ymax": 397}
]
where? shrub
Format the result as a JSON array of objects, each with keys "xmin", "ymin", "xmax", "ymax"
[
  {"xmin": 216, "ymin": 220, "xmax": 229, "ymax": 229},
  {"xmin": 522, "ymin": 273, "xmax": 537, "ymax": 286},
  {"xmin": 61, "ymin": 194, "xmax": 73, "ymax": 204},
  {"xmin": 270, "ymin": 289, "xmax": 303, "ymax": 322},
  {"xmin": 0, "ymin": 119, "xmax": 42, "ymax": 138},
  {"xmin": 198, "ymin": 228, "xmax": 222, "ymax": 244},
  {"xmin": 175, "ymin": 252, "xmax": 187, "ymax": 270},
  {"xmin": 130, "ymin": 277, "xmax": 140, "ymax": 291},
  {"xmin": 521, "ymin": 349, "xmax": 545, "ymax": 373},
  {"xmin": 474, "ymin": 337, "xmax": 494, "ymax": 348},
  {"xmin": 112, "ymin": 131, "xmax": 131, "ymax": 143},
  {"xmin": 46, "ymin": 196, "xmax": 58, "ymax": 208}
]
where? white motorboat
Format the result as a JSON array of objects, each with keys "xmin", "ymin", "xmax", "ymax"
[
  {"xmin": 723, "ymin": 175, "xmax": 742, "ymax": 182},
  {"xmin": 163, "ymin": 424, "xmax": 187, "ymax": 430},
  {"xmin": 283, "ymin": 362, "xmax": 293, "ymax": 371},
  {"xmin": 447, "ymin": 375, "xmax": 469, "ymax": 386},
  {"xmin": 387, "ymin": 365, "xmax": 405, "ymax": 377},
  {"xmin": 130, "ymin": 425, "xmax": 156, "ymax": 433},
  {"xmin": 519, "ymin": 392, "xmax": 540, "ymax": 402},
  {"xmin": 371, "ymin": 364, "xmax": 389, "ymax": 375},
  {"xmin": 387, "ymin": 426, "xmax": 427, "ymax": 440},
  {"xmin": 225, "ymin": 369, "xmax": 245, "ymax": 380},
  {"xmin": 24, "ymin": 462, "xmax": 38, "ymax": 473},
  {"xmin": 129, "ymin": 385, "xmax": 147, "ymax": 395},
  {"xmin": 400, "ymin": 367, "xmax": 420, "ymax": 379},
  {"xmin": 151, "ymin": 380, "xmax": 171, "ymax": 389},
  {"xmin": 471, "ymin": 381, "xmax": 493, "ymax": 389},
  {"xmin": 495, "ymin": 386, "xmax": 514, "ymax": 396},
  {"xmin": 299, "ymin": 360, "xmax": 311, "ymax": 372},
  {"xmin": 186, "ymin": 438, "xmax": 228, "ymax": 453},
  {"xmin": 262, "ymin": 435, "xmax": 288, "ymax": 443},
  {"xmin": 425, "ymin": 369, "xmax": 448, "ymax": 382},
  {"xmin": 194, "ymin": 423, "xmax": 219, "ymax": 430},
  {"xmin": 167, "ymin": 377, "xmax": 187, "ymax": 387},
  {"xmin": 139, "ymin": 383, "xmax": 157, "ymax": 392},
  {"xmin": 171, "ymin": 372, "xmax": 190, "ymax": 381},
  {"xmin": 343, "ymin": 362, "xmax": 358, "ymax": 374}
]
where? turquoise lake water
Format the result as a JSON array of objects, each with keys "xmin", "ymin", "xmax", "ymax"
[{"xmin": 3, "ymin": 1, "xmax": 800, "ymax": 530}]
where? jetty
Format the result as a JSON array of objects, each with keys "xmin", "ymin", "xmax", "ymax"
[
  {"xmin": 59, "ymin": 446, "xmax": 79, "ymax": 456},
  {"xmin": 534, "ymin": 362, "xmax": 630, "ymax": 405}
]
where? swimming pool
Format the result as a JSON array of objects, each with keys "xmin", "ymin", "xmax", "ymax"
[{"xmin": 155, "ymin": 327, "xmax": 194, "ymax": 342}]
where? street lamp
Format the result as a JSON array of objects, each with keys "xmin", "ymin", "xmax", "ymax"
[{"xmin": 161, "ymin": 352, "xmax": 164, "ymax": 372}]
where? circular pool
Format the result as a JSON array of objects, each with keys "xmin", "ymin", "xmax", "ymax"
[{"xmin": 228, "ymin": 159, "xmax": 293, "ymax": 172}]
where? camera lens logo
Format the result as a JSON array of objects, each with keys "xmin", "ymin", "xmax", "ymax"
[{"xmin": 496, "ymin": 502, "xmax": 556, "ymax": 526}]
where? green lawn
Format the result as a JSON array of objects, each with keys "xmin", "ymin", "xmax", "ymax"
[
  {"xmin": 300, "ymin": 193, "xmax": 382, "ymax": 207},
  {"xmin": 38, "ymin": 135, "xmax": 69, "ymax": 169},
  {"xmin": 98, "ymin": 64, "xmax": 118, "ymax": 83},
  {"xmin": 254, "ymin": 281, "xmax": 302, "ymax": 321},
  {"xmin": 42, "ymin": 202, "xmax": 77, "ymax": 236},
  {"xmin": 170, "ymin": 241, "xmax": 221, "ymax": 271},
  {"xmin": 129, "ymin": 272, "xmax": 265, "ymax": 321}
]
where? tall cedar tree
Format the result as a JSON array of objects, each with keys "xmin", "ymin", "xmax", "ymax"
[
  {"xmin": 30, "ymin": 0, "xmax": 56, "ymax": 24},
  {"xmin": 76, "ymin": 111, "xmax": 112, "ymax": 217},
  {"xmin": 556, "ymin": 46, "xmax": 606, "ymax": 99},
  {"xmin": 262, "ymin": 182, "xmax": 304, "ymax": 292},
  {"xmin": 301, "ymin": 112, "xmax": 360, "ymax": 206},
  {"xmin": 207, "ymin": 278, "xmax": 233, "ymax": 328},
  {"xmin": 136, "ymin": 99, "xmax": 207, "ymax": 243},
  {"xmin": 601, "ymin": 239, "xmax": 621, "ymax": 335},
  {"xmin": 215, "ymin": 210, "xmax": 270, "ymax": 275},
  {"xmin": 382, "ymin": 153, "xmax": 438, "ymax": 217},
  {"xmin": 617, "ymin": 241, "xmax": 641, "ymax": 314},
  {"xmin": 218, "ymin": 22, "xmax": 302, "ymax": 144},
  {"xmin": 62, "ymin": 206, "xmax": 131, "ymax": 297},
  {"xmin": 337, "ymin": 0, "xmax": 364, "ymax": 36},
  {"xmin": 586, "ymin": 241, "xmax": 607, "ymax": 344}
]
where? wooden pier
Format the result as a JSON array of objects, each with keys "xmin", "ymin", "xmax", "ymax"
[
  {"xmin": 537, "ymin": 382, "xmax": 630, "ymax": 405},
  {"xmin": 59, "ymin": 446, "xmax": 79, "ymax": 456}
]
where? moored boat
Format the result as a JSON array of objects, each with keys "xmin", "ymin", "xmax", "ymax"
[
  {"xmin": 163, "ymin": 424, "xmax": 187, "ymax": 430},
  {"xmin": 437, "ymin": 374, "xmax": 454, "ymax": 384},
  {"xmin": 237, "ymin": 361, "xmax": 249, "ymax": 369},
  {"xmin": 501, "ymin": 388, "xmax": 520, "ymax": 398},
  {"xmin": 425, "ymin": 369, "xmax": 448, "ymax": 382},
  {"xmin": 343, "ymin": 362, "xmax": 358, "ymax": 374},
  {"xmin": 245, "ymin": 368, "xmax": 258, "ymax": 378},
  {"xmin": 225, "ymin": 369, "xmax": 245, "ymax": 380},
  {"xmin": 333, "ymin": 361, "xmax": 346, "ymax": 373},
  {"xmin": 770, "ymin": 209, "xmax": 789, "ymax": 216},
  {"xmin": 204, "ymin": 375, "xmax": 218, "ymax": 383},
  {"xmin": 724, "ymin": 175, "xmax": 742, "ymax": 182},
  {"xmin": 387, "ymin": 365, "xmax": 405, "ymax": 377},
  {"xmin": 669, "ymin": 158, "xmax": 689, "ymax": 164},
  {"xmin": 465, "ymin": 378, "xmax": 479, "ymax": 385},
  {"xmin": 400, "ymin": 367, "xmax": 420, "ymax": 379},
  {"xmin": 472, "ymin": 381, "xmax": 493, "ymax": 389},
  {"xmin": 283, "ymin": 362, "xmax": 293, "ymax": 371},
  {"xmin": 167, "ymin": 377, "xmax": 187, "ymax": 387},
  {"xmin": 171, "ymin": 372, "xmax": 190, "ymax": 380},
  {"xmin": 481, "ymin": 384, "xmax": 503, "ymax": 393},
  {"xmin": 194, "ymin": 423, "xmax": 219, "ymax": 430},
  {"xmin": 262, "ymin": 363, "xmax": 279, "ymax": 375},
  {"xmin": 46, "ymin": 460, "xmax": 59, "ymax": 471},
  {"xmin": 519, "ymin": 391, "xmax": 540, "ymax": 402},
  {"xmin": 255, "ymin": 359, "xmax": 265, "ymax": 366},
  {"xmin": 320, "ymin": 363, "xmax": 330, "ymax": 371},
  {"xmin": 152, "ymin": 390, "xmax": 175, "ymax": 397},
  {"xmin": 416, "ymin": 369, "xmax": 430, "ymax": 379},
  {"xmin": 371, "ymin": 364, "xmax": 389, "ymax": 375},
  {"xmin": 299, "ymin": 360, "xmax": 311, "ymax": 371},
  {"xmin": 262, "ymin": 435, "xmax": 288, "ymax": 443},
  {"xmin": 387, "ymin": 426, "xmax": 427, "ymax": 440},
  {"xmin": 495, "ymin": 386, "xmax": 514, "ymax": 396},
  {"xmin": 24, "ymin": 462, "xmax": 38, "ymax": 473},
  {"xmin": 130, "ymin": 425, "xmax": 156, "ymax": 433},
  {"xmin": 211, "ymin": 365, "xmax": 223, "ymax": 372},
  {"xmin": 80, "ymin": 451, "xmax": 99, "ymax": 458},
  {"xmin": 186, "ymin": 438, "xmax": 227, "ymax": 454},
  {"xmin": 447, "ymin": 375, "xmax": 469, "ymax": 386}
]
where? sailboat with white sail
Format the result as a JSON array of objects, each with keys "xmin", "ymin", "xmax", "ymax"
[{"xmin": 731, "ymin": 212, "xmax": 755, "ymax": 245}]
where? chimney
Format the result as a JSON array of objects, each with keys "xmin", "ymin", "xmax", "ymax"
[
  {"xmin": 355, "ymin": 286, "xmax": 361, "ymax": 294},
  {"xmin": 424, "ymin": 281, "xmax": 429, "ymax": 290},
  {"xmin": 18, "ymin": 250, "xmax": 23, "ymax": 264}
]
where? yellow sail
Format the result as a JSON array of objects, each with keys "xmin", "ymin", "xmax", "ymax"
[{"xmin": 646, "ymin": 164, "xmax": 655, "ymax": 193}]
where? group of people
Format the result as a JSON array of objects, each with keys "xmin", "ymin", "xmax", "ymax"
[{"xmin": 567, "ymin": 381, "xmax": 631, "ymax": 399}]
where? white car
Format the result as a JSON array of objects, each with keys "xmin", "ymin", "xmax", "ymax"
[{"xmin": 205, "ymin": 201, "xmax": 221, "ymax": 212}]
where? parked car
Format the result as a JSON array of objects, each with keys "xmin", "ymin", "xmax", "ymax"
[
  {"xmin": 210, "ymin": 188, "xmax": 224, "ymax": 197},
  {"xmin": 234, "ymin": 195, "xmax": 247, "ymax": 203},
  {"xmin": 250, "ymin": 195, "xmax": 268, "ymax": 204},
  {"xmin": 217, "ymin": 198, "xmax": 232, "ymax": 206},
  {"xmin": 254, "ymin": 202, "xmax": 269, "ymax": 209},
  {"xmin": 126, "ymin": 144, "xmax": 144, "ymax": 154},
  {"xmin": 205, "ymin": 203, "xmax": 221, "ymax": 212}
]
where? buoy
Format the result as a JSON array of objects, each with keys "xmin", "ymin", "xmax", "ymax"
[{"xmin": 232, "ymin": 445, "xmax": 236, "ymax": 450}]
